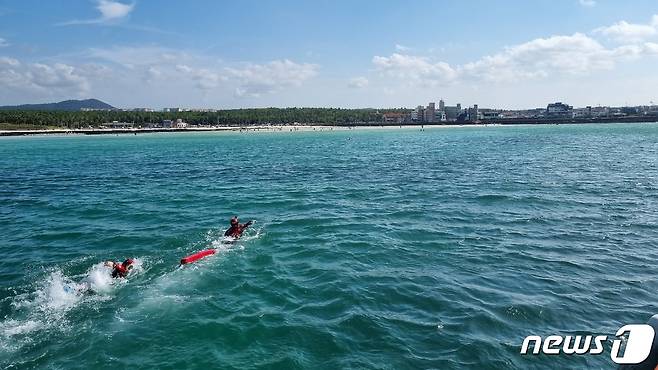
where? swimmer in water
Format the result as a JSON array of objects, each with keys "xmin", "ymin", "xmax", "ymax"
[
  {"xmin": 224, "ymin": 216, "xmax": 253, "ymax": 239},
  {"xmin": 104, "ymin": 258, "xmax": 134, "ymax": 278}
]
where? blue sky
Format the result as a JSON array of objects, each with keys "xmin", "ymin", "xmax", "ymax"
[{"xmin": 0, "ymin": 0, "xmax": 657, "ymax": 109}]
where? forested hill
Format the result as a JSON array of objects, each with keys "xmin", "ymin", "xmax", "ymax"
[{"xmin": 0, "ymin": 99, "xmax": 116, "ymax": 111}]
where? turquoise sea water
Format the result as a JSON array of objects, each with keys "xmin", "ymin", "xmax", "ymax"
[{"xmin": 2, "ymin": 124, "xmax": 658, "ymax": 369}]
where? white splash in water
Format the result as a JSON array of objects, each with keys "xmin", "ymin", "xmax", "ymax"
[
  {"xmin": 36, "ymin": 270, "xmax": 83, "ymax": 311},
  {"xmin": 84, "ymin": 263, "xmax": 115, "ymax": 293},
  {"xmin": 3, "ymin": 319, "xmax": 40, "ymax": 336},
  {"xmin": 0, "ymin": 258, "xmax": 145, "ymax": 353}
]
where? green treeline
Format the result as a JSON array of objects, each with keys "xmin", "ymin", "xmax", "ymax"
[{"xmin": 0, "ymin": 108, "xmax": 408, "ymax": 128}]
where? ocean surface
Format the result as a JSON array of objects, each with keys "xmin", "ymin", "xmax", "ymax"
[{"xmin": 2, "ymin": 123, "xmax": 658, "ymax": 369}]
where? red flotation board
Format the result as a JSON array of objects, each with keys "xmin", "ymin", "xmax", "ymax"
[{"xmin": 180, "ymin": 249, "xmax": 216, "ymax": 265}]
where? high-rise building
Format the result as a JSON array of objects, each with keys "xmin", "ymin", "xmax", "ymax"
[
  {"xmin": 444, "ymin": 103, "xmax": 462, "ymax": 121},
  {"xmin": 467, "ymin": 104, "xmax": 479, "ymax": 121},
  {"xmin": 414, "ymin": 105, "xmax": 424, "ymax": 122},
  {"xmin": 425, "ymin": 102, "xmax": 436, "ymax": 123},
  {"xmin": 439, "ymin": 99, "xmax": 445, "ymax": 111}
]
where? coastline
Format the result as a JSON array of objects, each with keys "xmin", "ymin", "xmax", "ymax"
[
  {"xmin": 0, "ymin": 124, "xmax": 488, "ymax": 137},
  {"xmin": 1, "ymin": 120, "xmax": 657, "ymax": 137}
]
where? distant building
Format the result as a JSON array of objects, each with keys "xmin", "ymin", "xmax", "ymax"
[
  {"xmin": 162, "ymin": 120, "xmax": 173, "ymax": 128},
  {"xmin": 188, "ymin": 108, "xmax": 218, "ymax": 113},
  {"xmin": 424, "ymin": 102, "xmax": 436, "ymax": 123},
  {"xmin": 590, "ymin": 106, "xmax": 609, "ymax": 118},
  {"xmin": 175, "ymin": 118, "xmax": 188, "ymax": 128},
  {"xmin": 467, "ymin": 104, "xmax": 479, "ymax": 121},
  {"xmin": 102, "ymin": 121, "xmax": 134, "ymax": 129},
  {"xmin": 572, "ymin": 107, "xmax": 592, "ymax": 118},
  {"xmin": 435, "ymin": 110, "xmax": 447, "ymax": 122},
  {"xmin": 645, "ymin": 105, "xmax": 658, "ymax": 115},
  {"xmin": 413, "ymin": 105, "xmax": 424, "ymax": 122},
  {"xmin": 505, "ymin": 108, "xmax": 545, "ymax": 119},
  {"xmin": 609, "ymin": 107, "xmax": 626, "ymax": 117},
  {"xmin": 546, "ymin": 102, "xmax": 573, "ymax": 118},
  {"xmin": 81, "ymin": 108, "xmax": 113, "ymax": 112},
  {"xmin": 383, "ymin": 112, "xmax": 406, "ymax": 124},
  {"xmin": 410, "ymin": 100, "xmax": 467, "ymax": 122},
  {"xmin": 444, "ymin": 103, "xmax": 461, "ymax": 121},
  {"xmin": 480, "ymin": 110, "xmax": 502, "ymax": 120}
]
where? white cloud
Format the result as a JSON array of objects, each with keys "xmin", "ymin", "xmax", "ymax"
[
  {"xmin": 86, "ymin": 46, "xmax": 319, "ymax": 96},
  {"xmin": 395, "ymin": 44, "xmax": 411, "ymax": 51},
  {"xmin": 175, "ymin": 64, "xmax": 192, "ymax": 74},
  {"xmin": 594, "ymin": 15, "xmax": 658, "ymax": 43},
  {"xmin": 0, "ymin": 68, "xmax": 24, "ymax": 88},
  {"xmin": 176, "ymin": 64, "xmax": 224, "ymax": 90},
  {"xmin": 370, "ymin": 16, "xmax": 658, "ymax": 93},
  {"xmin": 0, "ymin": 37, "xmax": 8, "ymax": 47},
  {"xmin": 145, "ymin": 66, "xmax": 161, "ymax": 81},
  {"xmin": 87, "ymin": 46, "xmax": 190, "ymax": 68},
  {"xmin": 97, "ymin": 0, "xmax": 134, "ymax": 21},
  {"xmin": 463, "ymin": 33, "xmax": 617, "ymax": 82},
  {"xmin": 0, "ymin": 60, "xmax": 92, "ymax": 96},
  {"xmin": 578, "ymin": 0, "xmax": 596, "ymax": 7},
  {"xmin": 372, "ymin": 32, "xmax": 658, "ymax": 87},
  {"xmin": 0, "ymin": 57, "xmax": 19, "ymax": 67},
  {"xmin": 0, "ymin": 58, "xmax": 23, "ymax": 88},
  {"xmin": 87, "ymin": 45, "xmax": 198, "ymax": 86},
  {"xmin": 645, "ymin": 42, "xmax": 658, "ymax": 54},
  {"xmin": 29, "ymin": 63, "xmax": 90, "ymax": 91},
  {"xmin": 372, "ymin": 53, "xmax": 458, "ymax": 86},
  {"xmin": 348, "ymin": 76, "xmax": 368, "ymax": 88},
  {"xmin": 226, "ymin": 59, "xmax": 319, "ymax": 97},
  {"xmin": 59, "ymin": 0, "xmax": 134, "ymax": 25}
]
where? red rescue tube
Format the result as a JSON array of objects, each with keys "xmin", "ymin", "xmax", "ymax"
[{"xmin": 180, "ymin": 249, "xmax": 216, "ymax": 265}]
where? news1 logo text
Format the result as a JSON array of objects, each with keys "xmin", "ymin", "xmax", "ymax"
[{"xmin": 520, "ymin": 324, "xmax": 655, "ymax": 365}]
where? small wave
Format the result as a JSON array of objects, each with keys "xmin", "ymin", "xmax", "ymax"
[
  {"xmin": 0, "ymin": 320, "xmax": 41, "ymax": 353},
  {"xmin": 474, "ymin": 194, "xmax": 511, "ymax": 202}
]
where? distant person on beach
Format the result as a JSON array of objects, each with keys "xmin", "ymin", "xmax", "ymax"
[
  {"xmin": 224, "ymin": 216, "xmax": 253, "ymax": 239},
  {"xmin": 104, "ymin": 258, "xmax": 134, "ymax": 278}
]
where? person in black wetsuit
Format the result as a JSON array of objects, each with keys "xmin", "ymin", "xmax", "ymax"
[{"xmin": 224, "ymin": 216, "xmax": 253, "ymax": 239}]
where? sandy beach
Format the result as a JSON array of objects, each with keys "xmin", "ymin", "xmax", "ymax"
[{"xmin": 0, "ymin": 123, "xmax": 496, "ymax": 137}]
